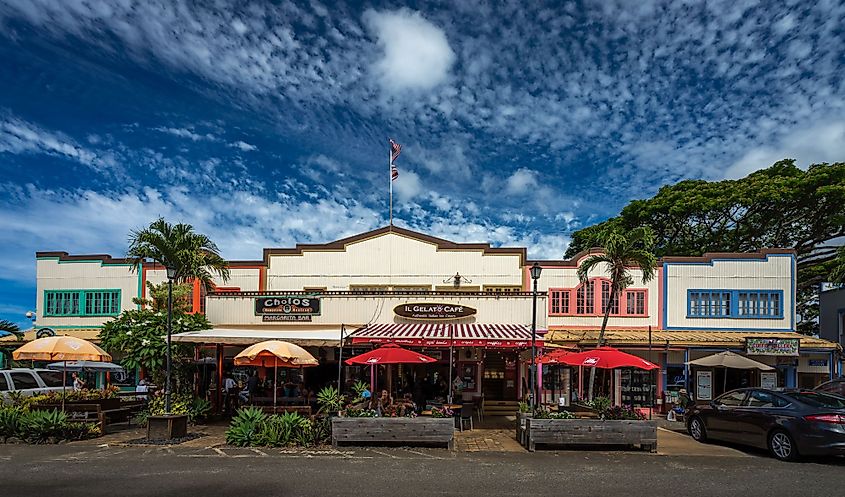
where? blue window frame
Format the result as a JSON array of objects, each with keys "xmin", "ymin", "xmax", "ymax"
[
  {"xmin": 687, "ymin": 290, "xmax": 783, "ymax": 319},
  {"xmin": 44, "ymin": 289, "xmax": 121, "ymax": 317}
]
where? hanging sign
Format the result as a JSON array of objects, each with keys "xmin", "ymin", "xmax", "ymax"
[
  {"xmin": 254, "ymin": 296, "xmax": 321, "ymax": 316},
  {"xmin": 393, "ymin": 303, "xmax": 477, "ymax": 320},
  {"xmin": 745, "ymin": 337, "xmax": 799, "ymax": 356}
]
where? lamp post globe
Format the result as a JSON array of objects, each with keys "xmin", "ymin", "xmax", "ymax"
[{"xmin": 529, "ymin": 262, "xmax": 542, "ymax": 415}]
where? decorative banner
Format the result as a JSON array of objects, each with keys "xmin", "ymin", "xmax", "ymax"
[
  {"xmin": 745, "ymin": 337, "xmax": 800, "ymax": 356},
  {"xmin": 393, "ymin": 303, "xmax": 477, "ymax": 320},
  {"xmin": 254, "ymin": 296, "xmax": 321, "ymax": 316}
]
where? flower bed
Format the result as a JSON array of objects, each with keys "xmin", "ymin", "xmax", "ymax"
[{"xmin": 331, "ymin": 416, "xmax": 455, "ymax": 449}]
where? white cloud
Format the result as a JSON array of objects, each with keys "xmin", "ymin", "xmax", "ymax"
[
  {"xmin": 231, "ymin": 140, "xmax": 257, "ymax": 152},
  {"xmin": 363, "ymin": 8, "xmax": 455, "ymax": 92},
  {"xmin": 505, "ymin": 168, "xmax": 539, "ymax": 195},
  {"xmin": 154, "ymin": 126, "xmax": 215, "ymax": 142},
  {"xmin": 393, "ymin": 169, "xmax": 423, "ymax": 201},
  {"xmin": 724, "ymin": 120, "xmax": 845, "ymax": 179},
  {"xmin": 0, "ymin": 115, "xmax": 117, "ymax": 173}
]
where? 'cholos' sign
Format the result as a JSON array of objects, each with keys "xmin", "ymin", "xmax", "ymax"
[
  {"xmin": 255, "ymin": 296, "xmax": 321, "ymax": 316},
  {"xmin": 394, "ymin": 303, "xmax": 477, "ymax": 320}
]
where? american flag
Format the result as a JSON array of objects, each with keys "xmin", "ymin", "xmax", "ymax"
[{"xmin": 389, "ymin": 138, "xmax": 401, "ymax": 181}]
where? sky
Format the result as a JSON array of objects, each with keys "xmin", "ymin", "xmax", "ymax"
[{"xmin": 1, "ymin": 0, "xmax": 844, "ymax": 328}]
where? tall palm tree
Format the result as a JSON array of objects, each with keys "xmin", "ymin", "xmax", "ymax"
[
  {"xmin": 0, "ymin": 319, "xmax": 23, "ymax": 340},
  {"xmin": 127, "ymin": 218, "xmax": 230, "ymax": 291},
  {"xmin": 577, "ymin": 226, "xmax": 657, "ymax": 400}
]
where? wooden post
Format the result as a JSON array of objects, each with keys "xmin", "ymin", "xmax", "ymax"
[{"xmin": 216, "ymin": 344, "xmax": 224, "ymax": 413}]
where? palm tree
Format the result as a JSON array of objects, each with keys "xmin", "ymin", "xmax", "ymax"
[
  {"xmin": 577, "ymin": 226, "xmax": 657, "ymax": 400},
  {"xmin": 0, "ymin": 320, "xmax": 23, "ymax": 340},
  {"xmin": 127, "ymin": 218, "xmax": 230, "ymax": 290}
]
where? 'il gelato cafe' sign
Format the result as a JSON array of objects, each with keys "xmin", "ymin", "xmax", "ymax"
[
  {"xmin": 394, "ymin": 303, "xmax": 477, "ymax": 320},
  {"xmin": 255, "ymin": 296, "xmax": 321, "ymax": 322}
]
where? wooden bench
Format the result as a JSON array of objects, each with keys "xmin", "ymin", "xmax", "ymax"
[
  {"xmin": 40, "ymin": 403, "xmax": 132, "ymax": 433},
  {"xmin": 332, "ymin": 417, "xmax": 455, "ymax": 449}
]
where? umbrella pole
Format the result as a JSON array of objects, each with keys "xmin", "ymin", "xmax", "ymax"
[
  {"xmin": 274, "ymin": 358, "xmax": 278, "ymax": 411},
  {"xmin": 62, "ymin": 360, "xmax": 66, "ymax": 412},
  {"xmin": 370, "ymin": 364, "xmax": 375, "ymax": 394}
]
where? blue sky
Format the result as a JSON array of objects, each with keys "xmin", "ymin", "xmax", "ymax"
[{"xmin": 1, "ymin": 0, "xmax": 844, "ymax": 328}]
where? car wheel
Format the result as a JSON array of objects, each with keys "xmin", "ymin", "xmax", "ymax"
[
  {"xmin": 688, "ymin": 416, "xmax": 707, "ymax": 442},
  {"xmin": 768, "ymin": 430, "xmax": 798, "ymax": 462}
]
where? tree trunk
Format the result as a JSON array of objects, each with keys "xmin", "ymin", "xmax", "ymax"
[{"xmin": 588, "ymin": 286, "xmax": 616, "ymax": 401}]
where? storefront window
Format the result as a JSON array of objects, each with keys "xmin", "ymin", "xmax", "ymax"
[{"xmin": 620, "ymin": 369, "xmax": 656, "ymax": 407}]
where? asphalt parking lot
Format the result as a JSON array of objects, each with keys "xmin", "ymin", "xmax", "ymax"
[{"xmin": 2, "ymin": 430, "xmax": 844, "ymax": 497}]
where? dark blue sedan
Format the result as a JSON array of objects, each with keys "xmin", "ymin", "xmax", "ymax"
[{"xmin": 686, "ymin": 388, "xmax": 845, "ymax": 461}]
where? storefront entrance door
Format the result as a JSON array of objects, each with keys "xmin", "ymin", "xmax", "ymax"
[{"xmin": 482, "ymin": 350, "xmax": 518, "ymax": 400}]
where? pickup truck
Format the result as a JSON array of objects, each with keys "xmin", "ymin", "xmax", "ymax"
[{"xmin": 0, "ymin": 368, "xmax": 68, "ymax": 404}]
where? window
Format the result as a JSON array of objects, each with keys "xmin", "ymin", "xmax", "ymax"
[
  {"xmin": 550, "ymin": 289, "xmax": 570, "ymax": 315},
  {"xmin": 790, "ymin": 391, "xmax": 845, "ymax": 409},
  {"xmin": 745, "ymin": 390, "xmax": 789, "ymax": 408},
  {"xmin": 738, "ymin": 291, "xmax": 781, "ymax": 317},
  {"xmin": 626, "ymin": 290, "xmax": 646, "ymax": 315},
  {"xmin": 600, "ymin": 281, "xmax": 620, "ymax": 315},
  {"xmin": 715, "ymin": 391, "xmax": 747, "ymax": 406},
  {"xmin": 576, "ymin": 280, "xmax": 594, "ymax": 314},
  {"xmin": 37, "ymin": 371, "xmax": 64, "ymax": 388},
  {"xmin": 0, "ymin": 374, "xmax": 8, "ymax": 392},
  {"xmin": 688, "ymin": 291, "xmax": 732, "ymax": 317},
  {"xmin": 688, "ymin": 290, "xmax": 782, "ymax": 318},
  {"xmin": 10, "ymin": 372, "xmax": 39, "ymax": 390},
  {"xmin": 44, "ymin": 289, "xmax": 121, "ymax": 317}
]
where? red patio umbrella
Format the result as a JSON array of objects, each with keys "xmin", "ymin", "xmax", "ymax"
[
  {"xmin": 537, "ymin": 349, "xmax": 573, "ymax": 365},
  {"xmin": 553, "ymin": 346, "xmax": 659, "ymax": 370},
  {"xmin": 346, "ymin": 344, "xmax": 438, "ymax": 394}
]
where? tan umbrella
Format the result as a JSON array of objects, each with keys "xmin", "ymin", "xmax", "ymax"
[
  {"xmin": 13, "ymin": 336, "xmax": 112, "ymax": 410},
  {"xmin": 686, "ymin": 351, "xmax": 774, "ymax": 395},
  {"xmin": 686, "ymin": 351, "xmax": 774, "ymax": 370},
  {"xmin": 233, "ymin": 340, "xmax": 318, "ymax": 409}
]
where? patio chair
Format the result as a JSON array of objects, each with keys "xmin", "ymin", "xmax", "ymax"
[{"xmin": 459, "ymin": 403, "xmax": 475, "ymax": 431}]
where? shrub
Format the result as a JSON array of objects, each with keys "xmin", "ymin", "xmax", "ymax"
[
  {"xmin": 535, "ymin": 408, "xmax": 575, "ymax": 420},
  {"xmin": 139, "ymin": 393, "xmax": 209, "ymax": 425},
  {"xmin": 0, "ymin": 407, "xmax": 24, "ymax": 442},
  {"xmin": 517, "ymin": 401, "xmax": 530, "ymax": 413},
  {"xmin": 429, "ymin": 406, "xmax": 454, "ymax": 418},
  {"xmin": 316, "ymin": 386, "xmax": 343, "ymax": 414},
  {"xmin": 602, "ymin": 405, "xmax": 646, "ymax": 420},
  {"xmin": 351, "ymin": 381, "xmax": 369, "ymax": 399},
  {"xmin": 226, "ymin": 407, "xmax": 268, "ymax": 447},
  {"xmin": 189, "ymin": 398, "xmax": 212, "ymax": 423}
]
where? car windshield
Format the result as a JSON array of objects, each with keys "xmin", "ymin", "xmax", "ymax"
[{"xmin": 790, "ymin": 391, "xmax": 845, "ymax": 409}]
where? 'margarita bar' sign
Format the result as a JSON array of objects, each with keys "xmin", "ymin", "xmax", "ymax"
[{"xmin": 394, "ymin": 303, "xmax": 477, "ymax": 320}]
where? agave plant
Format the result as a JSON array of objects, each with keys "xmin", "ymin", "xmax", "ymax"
[
  {"xmin": 0, "ymin": 407, "xmax": 25, "ymax": 442},
  {"xmin": 21, "ymin": 409, "xmax": 69, "ymax": 443},
  {"xmin": 316, "ymin": 386, "xmax": 343, "ymax": 414},
  {"xmin": 225, "ymin": 407, "xmax": 267, "ymax": 447}
]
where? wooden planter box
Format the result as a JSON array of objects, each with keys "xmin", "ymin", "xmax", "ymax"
[
  {"xmin": 147, "ymin": 414, "xmax": 189, "ymax": 440},
  {"xmin": 331, "ymin": 417, "xmax": 455, "ymax": 449},
  {"xmin": 526, "ymin": 418, "xmax": 657, "ymax": 452}
]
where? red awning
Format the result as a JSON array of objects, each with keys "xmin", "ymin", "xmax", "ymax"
[{"xmin": 349, "ymin": 323, "xmax": 544, "ymax": 348}]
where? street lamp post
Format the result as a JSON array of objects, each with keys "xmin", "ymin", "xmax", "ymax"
[
  {"xmin": 529, "ymin": 262, "xmax": 542, "ymax": 415},
  {"xmin": 165, "ymin": 266, "xmax": 177, "ymax": 414}
]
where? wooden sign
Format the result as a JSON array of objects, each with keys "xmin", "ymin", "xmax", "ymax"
[
  {"xmin": 393, "ymin": 303, "xmax": 477, "ymax": 320},
  {"xmin": 254, "ymin": 296, "xmax": 321, "ymax": 316}
]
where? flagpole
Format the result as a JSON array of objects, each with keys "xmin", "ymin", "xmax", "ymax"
[{"xmin": 389, "ymin": 140, "xmax": 393, "ymax": 227}]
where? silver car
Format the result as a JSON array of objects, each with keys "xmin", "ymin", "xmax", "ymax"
[{"xmin": 0, "ymin": 368, "xmax": 68, "ymax": 404}]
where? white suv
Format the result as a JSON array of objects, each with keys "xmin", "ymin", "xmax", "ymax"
[{"xmin": 0, "ymin": 368, "xmax": 67, "ymax": 404}]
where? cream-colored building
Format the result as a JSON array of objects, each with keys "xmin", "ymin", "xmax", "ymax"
[{"xmin": 26, "ymin": 225, "xmax": 839, "ymax": 405}]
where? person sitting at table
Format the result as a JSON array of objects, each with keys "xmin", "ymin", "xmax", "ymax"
[
  {"xmin": 396, "ymin": 393, "xmax": 416, "ymax": 416},
  {"xmin": 376, "ymin": 389, "xmax": 393, "ymax": 416}
]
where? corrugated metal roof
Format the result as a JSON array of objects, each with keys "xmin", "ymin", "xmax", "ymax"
[{"xmin": 545, "ymin": 329, "xmax": 840, "ymax": 351}]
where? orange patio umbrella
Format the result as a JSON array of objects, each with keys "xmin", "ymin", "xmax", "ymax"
[
  {"xmin": 13, "ymin": 336, "xmax": 112, "ymax": 410},
  {"xmin": 234, "ymin": 340, "xmax": 319, "ymax": 408}
]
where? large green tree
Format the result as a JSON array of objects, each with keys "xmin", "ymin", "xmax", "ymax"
[
  {"xmin": 127, "ymin": 217, "xmax": 230, "ymax": 290},
  {"xmin": 98, "ymin": 309, "xmax": 211, "ymax": 387},
  {"xmin": 576, "ymin": 226, "xmax": 657, "ymax": 400},
  {"xmin": 566, "ymin": 160, "xmax": 845, "ymax": 334}
]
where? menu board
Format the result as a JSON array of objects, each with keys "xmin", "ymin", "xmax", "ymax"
[
  {"xmin": 620, "ymin": 369, "xmax": 655, "ymax": 407},
  {"xmin": 696, "ymin": 371, "xmax": 713, "ymax": 401}
]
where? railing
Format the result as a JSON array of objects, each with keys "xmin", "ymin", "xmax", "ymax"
[{"xmin": 208, "ymin": 290, "xmax": 548, "ymax": 298}]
